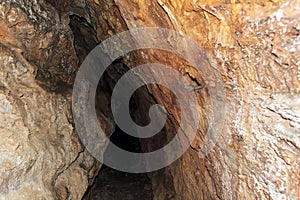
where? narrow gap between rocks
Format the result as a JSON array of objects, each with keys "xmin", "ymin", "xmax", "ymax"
[
  {"xmin": 79, "ymin": 60, "xmax": 156, "ymax": 200},
  {"xmin": 82, "ymin": 73, "xmax": 157, "ymax": 200},
  {"xmin": 83, "ymin": 126, "xmax": 153, "ymax": 200},
  {"xmin": 69, "ymin": 14, "xmax": 161, "ymax": 200}
]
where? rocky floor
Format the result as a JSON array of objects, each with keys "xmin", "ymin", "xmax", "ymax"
[{"xmin": 84, "ymin": 165, "xmax": 153, "ymax": 200}]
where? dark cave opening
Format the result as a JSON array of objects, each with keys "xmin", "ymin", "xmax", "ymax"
[
  {"xmin": 79, "ymin": 62, "xmax": 156, "ymax": 199},
  {"xmin": 109, "ymin": 126, "xmax": 142, "ymax": 153},
  {"xmin": 83, "ymin": 126, "xmax": 153, "ymax": 200},
  {"xmin": 73, "ymin": 43, "xmax": 156, "ymax": 200},
  {"xmin": 69, "ymin": 15, "xmax": 176, "ymax": 200}
]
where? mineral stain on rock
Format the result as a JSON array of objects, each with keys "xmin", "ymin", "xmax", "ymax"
[{"xmin": 0, "ymin": 0, "xmax": 300, "ymax": 199}]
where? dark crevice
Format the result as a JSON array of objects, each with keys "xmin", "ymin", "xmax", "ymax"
[
  {"xmin": 83, "ymin": 67, "xmax": 156, "ymax": 199},
  {"xmin": 109, "ymin": 126, "xmax": 141, "ymax": 153},
  {"xmin": 75, "ymin": 60, "xmax": 152, "ymax": 199},
  {"xmin": 83, "ymin": 126, "xmax": 153, "ymax": 200},
  {"xmin": 69, "ymin": 14, "xmax": 99, "ymax": 64},
  {"xmin": 82, "ymin": 60, "xmax": 179, "ymax": 199},
  {"xmin": 68, "ymin": 9, "xmax": 178, "ymax": 199},
  {"xmin": 83, "ymin": 165, "xmax": 153, "ymax": 200}
]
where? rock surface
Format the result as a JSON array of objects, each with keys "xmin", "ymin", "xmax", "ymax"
[
  {"xmin": 0, "ymin": 1, "xmax": 101, "ymax": 199},
  {"xmin": 111, "ymin": 1, "xmax": 300, "ymax": 199},
  {"xmin": 0, "ymin": 0, "xmax": 300, "ymax": 200}
]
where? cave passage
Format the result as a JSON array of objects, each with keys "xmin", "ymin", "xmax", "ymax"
[
  {"xmin": 83, "ymin": 126, "xmax": 153, "ymax": 200},
  {"xmin": 69, "ymin": 15, "xmax": 158, "ymax": 200}
]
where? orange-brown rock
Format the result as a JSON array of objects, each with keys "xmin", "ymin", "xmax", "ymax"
[{"xmin": 0, "ymin": 0, "xmax": 299, "ymax": 199}]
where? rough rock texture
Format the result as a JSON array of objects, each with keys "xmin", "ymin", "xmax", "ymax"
[
  {"xmin": 1, "ymin": 0, "xmax": 300, "ymax": 200},
  {"xmin": 111, "ymin": 1, "xmax": 300, "ymax": 199},
  {"xmin": 0, "ymin": 1, "xmax": 101, "ymax": 199}
]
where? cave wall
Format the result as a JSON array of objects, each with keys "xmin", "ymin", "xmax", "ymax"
[
  {"xmin": 0, "ymin": 1, "xmax": 100, "ymax": 199},
  {"xmin": 1, "ymin": 0, "xmax": 300, "ymax": 199},
  {"xmin": 111, "ymin": 1, "xmax": 300, "ymax": 199}
]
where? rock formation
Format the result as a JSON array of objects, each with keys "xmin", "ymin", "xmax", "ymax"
[{"xmin": 0, "ymin": 0, "xmax": 299, "ymax": 199}]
